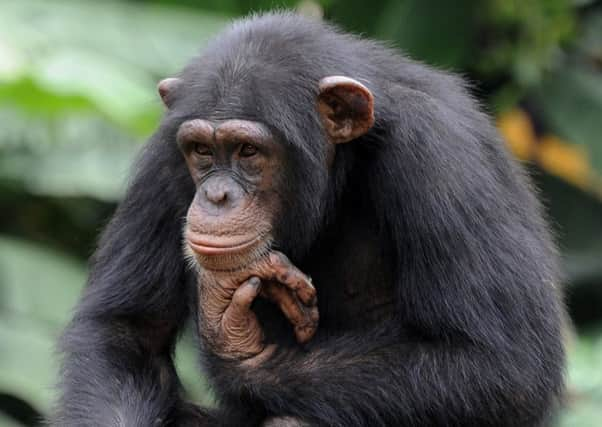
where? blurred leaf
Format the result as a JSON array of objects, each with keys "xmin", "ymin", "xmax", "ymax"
[
  {"xmin": 0, "ymin": 38, "xmax": 26, "ymax": 80},
  {"xmin": 0, "ymin": 0, "xmax": 229, "ymax": 133},
  {"xmin": 498, "ymin": 109, "xmax": 538, "ymax": 159},
  {"xmin": 537, "ymin": 135, "xmax": 591, "ymax": 190},
  {"xmin": 536, "ymin": 172, "xmax": 602, "ymax": 284},
  {"xmin": 498, "ymin": 108, "xmax": 599, "ymax": 194},
  {"xmin": 478, "ymin": 0, "xmax": 574, "ymax": 85},
  {"xmin": 566, "ymin": 332, "xmax": 602, "ymax": 393},
  {"xmin": 326, "ymin": 0, "xmax": 387, "ymax": 37},
  {"xmin": 0, "ymin": 410, "xmax": 26, "ymax": 427},
  {"xmin": 175, "ymin": 334, "xmax": 215, "ymax": 408},
  {"xmin": 374, "ymin": 0, "xmax": 477, "ymax": 69},
  {"xmin": 0, "ymin": 319, "xmax": 58, "ymax": 415},
  {"xmin": 534, "ymin": 67, "xmax": 602, "ymax": 177},
  {"xmin": 577, "ymin": 10, "xmax": 602, "ymax": 61},
  {"xmin": 0, "ymin": 77, "xmax": 97, "ymax": 117},
  {"xmin": 31, "ymin": 47, "xmax": 160, "ymax": 134},
  {"xmin": 0, "ymin": 236, "xmax": 85, "ymax": 412},
  {"xmin": 556, "ymin": 331, "xmax": 602, "ymax": 426},
  {"xmin": 0, "ymin": 0, "xmax": 229, "ymax": 76},
  {"xmin": 0, "ymin": 237, "xmax": 85, "ymax": 328},
  {"xmin": 329, "ymin": 0, "xmax": 478, "ymax": 69},
  {"xmin": 0, "ymin": 109, "xmax": 138, "ymax": 201}
]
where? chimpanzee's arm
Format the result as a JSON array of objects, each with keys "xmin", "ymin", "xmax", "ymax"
[
  {"xmin": 52, "ymin": 133, "xmax": 205, "ymax": 426},
  {"xmin": 209, "ymin": 279, "xmax": 563, "ymax": 427}
]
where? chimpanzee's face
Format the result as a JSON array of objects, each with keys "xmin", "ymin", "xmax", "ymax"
[
  {"xmin": 158, "ymin": 75, "xmax": 374, "ymax": 271},
  {"xmin": 177, "ymin": 119, "xmax": 286, "ymax": 271}
]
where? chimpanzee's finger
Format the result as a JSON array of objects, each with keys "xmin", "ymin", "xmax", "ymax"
[
  {"xmin": 226, "ymin": 277, "xmax": 262, "ymax": 324},
  {"xmin": 222, "ymin": 277, "xmax": 265, "ymax": 357},
  {"xmin": 294, "ymin": 304, "xmax": 319, "ymax": 344},
  {"xmin": 262, "ymin": 282, "xmax": 307, "ymax": 326},
  {"xmin": 265, "ymin": 252, "xmax": 317, "ymax": 307},
  {"xmin": 262, "ymin": 281, "xmax": 319, "ymax": 344}
]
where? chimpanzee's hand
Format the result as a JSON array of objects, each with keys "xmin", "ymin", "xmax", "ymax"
[
  {"xmin": 256, "ymin": 252, "xmax": 319, "ymax": 344},
  {"xmin": 197, "ymin": 251, "xmax": 319, "ymax": 360}
]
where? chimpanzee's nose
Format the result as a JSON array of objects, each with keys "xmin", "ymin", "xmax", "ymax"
[
  {"xmin": 204, "ymin": 185, "xmax": 228, "ymax": 206},
  {"xmin": 200, "ymin": 176, "xmax": 245, "ymax": 213},
  {"xmin": 199, "ymin": 175, "xmax": 245, "ymax": 213}
]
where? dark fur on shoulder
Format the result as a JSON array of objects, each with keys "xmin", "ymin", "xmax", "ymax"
[{"xmin": 53, "ymin": 12, "xmax": 565, "ymax": 427}]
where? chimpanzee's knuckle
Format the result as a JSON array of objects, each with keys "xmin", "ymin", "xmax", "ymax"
[
  {"xmin": 269, "ymin": 251, "xmax": 288, "ymax": 266},
  {"xmin": 247, "ymin": 276, "xmax": 262, "ymax": 287}
]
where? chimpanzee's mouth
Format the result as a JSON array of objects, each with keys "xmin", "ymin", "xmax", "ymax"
[{"xmin": 186, "ymin": 233, "xmax": 263, "ymax": 256}]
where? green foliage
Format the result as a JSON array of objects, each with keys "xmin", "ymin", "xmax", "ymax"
[
  {"xmin": 535, "ymin": 67, "xmax": 602, "ymax": 175},
  {"xmin": 0, "ymin": 237, "xmax": 84, "ymax": 412},
  {"xmin": 0, "ymin": 109, "xmax": 138, "ymax": 201},
  {"xmin": 0, "ymin": 0, "xmax": 227, "ymax": 134},
  {"xmin": 556, "ymin": 332, "xmax": 602, "ymax": 427}
]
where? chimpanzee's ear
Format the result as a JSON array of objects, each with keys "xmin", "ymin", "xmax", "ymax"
[
  {"xmin": 157, "ymin": 77, "xmax": 181, "ymax": 108},
  {"xmin": 317, "ymin": 76, "xmax": 374, "ymax": 144}
]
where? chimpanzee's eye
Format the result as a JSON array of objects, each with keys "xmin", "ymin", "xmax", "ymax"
[
  {"xmin": 240, "ymin": 143, "xmax": 258, "ymax": 157},
  {"xmin": 194, "ymin": 143, "xmax": 212, "ymax": 156}
]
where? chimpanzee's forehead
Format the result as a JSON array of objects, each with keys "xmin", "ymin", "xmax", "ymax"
[
  {"xmin": 174, "ymin": 64, "xmax": 318, "ymax": 139},
  {"xmin": 176, "ymin": 119, "xmax": 274, "ymax": 145}
]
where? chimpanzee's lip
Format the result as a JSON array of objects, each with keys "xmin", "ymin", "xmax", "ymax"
[{"xmin": 186, "ymin": 233, "xmax": 261, "ymax": 256}]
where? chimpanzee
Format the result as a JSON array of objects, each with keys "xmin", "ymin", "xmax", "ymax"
[{"xmin": 53, "ymin": 12, "xmax": 565, "ymax": 427}]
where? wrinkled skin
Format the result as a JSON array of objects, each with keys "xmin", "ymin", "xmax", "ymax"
[{"xmin": 196, "ymin": 251, "xmax": 319, "ymax": 361}]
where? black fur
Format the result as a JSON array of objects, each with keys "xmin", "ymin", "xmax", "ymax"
[{"xmin": 54, "ymin": 12, "xmax": 565, "ymax": 427}]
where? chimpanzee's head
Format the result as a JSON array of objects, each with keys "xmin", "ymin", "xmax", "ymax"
[{"xmin": 157, "ymin": 16, "xmax": 375, "ymax": 271}]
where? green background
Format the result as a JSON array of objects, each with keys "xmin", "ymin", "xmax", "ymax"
[{"xmin": 1, "ymin": 0, "xmax": 602, "ymax": 425}]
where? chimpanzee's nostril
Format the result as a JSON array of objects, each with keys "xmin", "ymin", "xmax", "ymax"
[{"xmin": 204, "ymin": 187, "xmax": 228, "ymax": 205}]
